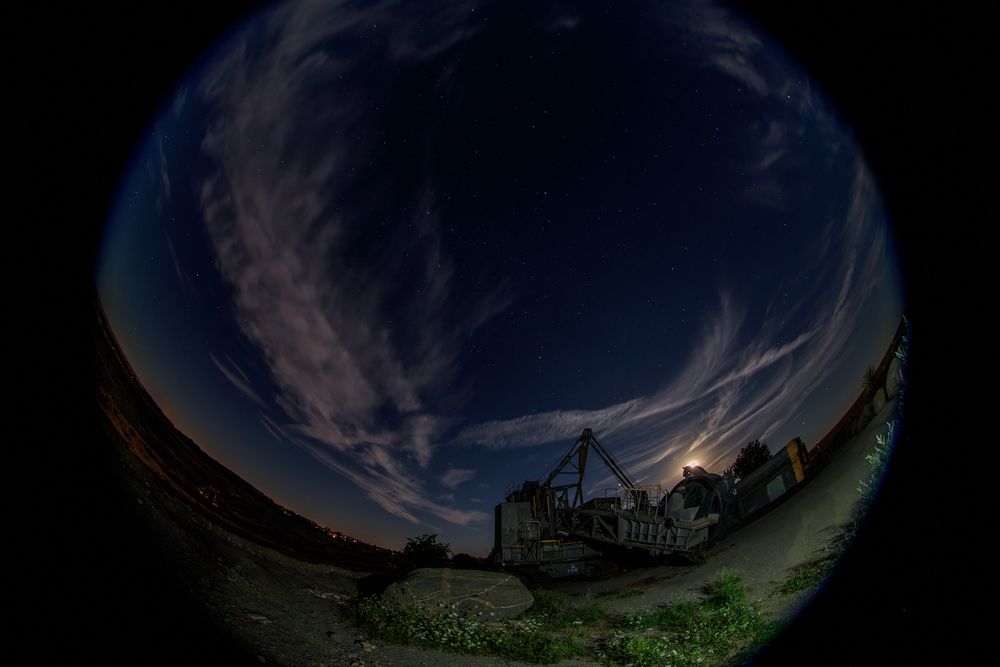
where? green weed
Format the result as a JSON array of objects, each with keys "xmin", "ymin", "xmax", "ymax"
[
  {"xmin": 596, "ymin": 587, "xmax": 644, "ymax": 599},
  {"xmin": 781, "ymin": 558, "xmax": 835, "ymax": 594},
  {"xmin": 603, "ymin": 569, "xmax": 764, "ymax": 665},
  {"xmin": 353, "ymin": 569, "xmax": 765, "ymax": 665},
  {"xmin": 353, "ymin": 592, "xmax": 597, "ymax": 663},
  {"xmin": 524, "ymin": 589, "xmax": 609, "ymax": 629},
  {"xmin": 704, "ymin": 568, "xmax": 745, "ymax": 606}
]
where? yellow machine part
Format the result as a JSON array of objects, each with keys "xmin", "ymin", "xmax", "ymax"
[{"xmin": 786, "ymin": 440, "xmax": 805, "ymax": 483}]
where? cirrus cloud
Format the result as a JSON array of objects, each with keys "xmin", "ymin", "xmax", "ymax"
[{"xmin": 196, "ymin": 0, "xmax": 495, "ymax": 528}]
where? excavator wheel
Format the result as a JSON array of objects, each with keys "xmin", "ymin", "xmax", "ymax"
[{"xmin": 704, "ymin": 490, "xmax": 731, "ymax": 547}]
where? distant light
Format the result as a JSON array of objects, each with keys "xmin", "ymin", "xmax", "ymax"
[{"xmin": 687, "ymin": 461, "xmax": 699, "ymax": 468}]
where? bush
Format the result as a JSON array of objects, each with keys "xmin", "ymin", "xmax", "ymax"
[
  {"xmin": 863, "ymin": 364, "xmax": 878, "ymax": 397},
  {"xmin": 704, "ymin": 568, "xmax": 745, "ymax": 607},
  {"xmin": 451, "ymin": 553, "xmax": 483, "ymax": 570},
  {"xmin": 399, "ymin": 534, "xmax": 451, "ymax": 571}
]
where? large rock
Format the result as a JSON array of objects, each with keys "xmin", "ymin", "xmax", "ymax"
[
  {"xmin": 383, "ymin": 568, "xmax": 533, "ymax": 619},
  {"xmin": 885, "ymin": 356, "xmax": 903, "ymax": 399},
  {"xmin": 873, "ymin": 387, "xmax": 887, "ymax": 415}
]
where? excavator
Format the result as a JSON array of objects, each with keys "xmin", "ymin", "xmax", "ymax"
[{"xmin": 493, "ymin": 427, "xmax": 808, "ymax": 581}]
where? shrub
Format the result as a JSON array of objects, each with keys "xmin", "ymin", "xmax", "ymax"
[
  {"xmin": 450, "ymin": 553, "xmax": 483, "ymax": 569},
  {"xmin": 399, "ymin": 534, "xmax": 451, "ymax": 571},
  {"xmin": 863, "ymin": 364, "xmax": 878, "ymax": 397},
  {"xmin": 704, "ymin": 568, "xmax": 745, "ymax": 607}
]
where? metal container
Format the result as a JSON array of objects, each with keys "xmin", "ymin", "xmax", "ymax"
[{"xmin": 734, "ymin": 438, "xmax": 809, "ymax": 519}]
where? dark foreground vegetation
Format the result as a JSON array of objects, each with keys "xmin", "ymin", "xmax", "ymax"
[{"xmin": 352, "ymin": 568, "xmax": 773, "ymax": 666}]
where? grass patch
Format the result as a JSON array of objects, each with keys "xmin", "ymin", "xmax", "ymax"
[
  {"xmin": 602, "ymin": 569, "xmax": 765, "ymax": 666},
  {"xmin": 353, "ymin": 594, "xmax": 591, "ymax": 663},
  {"xmin": 352, "ymin": 570, "xmax": 765, "ymax": 665},
  {"xmin": 705, "ymin": 568, "xmax": 745, "ymax": 606},
  {"xmin": 781, "ymin": 557, "xmax": 835, "ymax": 594},
  {"xmin": 828, "ymin": 419, "xmax": 896, "ymax": 561},
  {"xmin": 353, "ymin": 590, "xmax": 606, "ymax": 663},
  {"xmin": 596, "ymin": 587, "xmax": 644, "ymax": 600},
  {"xmin": 525, "ymin": 589, "xmax": 609, "ymax": 629}
]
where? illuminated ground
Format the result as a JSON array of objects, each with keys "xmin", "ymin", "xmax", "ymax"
[{"xmin": 551, "ymin": 399, "xmax": 899, "ymax": 623}]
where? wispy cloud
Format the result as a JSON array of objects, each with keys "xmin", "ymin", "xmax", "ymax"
[
  {"xmin": 196, "ymin": 0, "xmax": 494, "ymax": 529},
  {"xmin": 172, "ymin": 83, "xmax": 188, "ymax": 118},
  {"xmin": 164, "ymin": 231, "xmax": 185, "ymax": 285},
  {"xmin": 285, "ymin": 425, "xmax": 489, "ymax": 527},
  {"xmin": 667, "ymin": 1, "xmax": 840, "ymax": 205},
  {"xmin": 672, "ymin": 1, "xmax": 768, "ymax": 96},
  {"xmin": 755, "ymin": 120, "xmax": 786, "ymax": 171},
  {"xmin": 666, "ymin": 2, "xmax": 784, "ymax": 211},
  {"xmin": 259, "ymin": 413, "xmax": 285, "ymax": 443},
  {"xmin": 549, "ymin": 15, "xmax": 581, "ymax": 32},
  {"xmin": 440, "ymin": 468, "xmax": 477, "ymax": 489},
  {"xmin": 711, "ymin": 52, "xmax": 768, "ymax": 96},
  {"xmin": 157, "ymin": 134, "xmax": 171, "ymax": 201},
  {"xmin": 164, "ymin": 231, "xmax": 199, "ymax": 299},
  {"xmin": 210, "ymin": 353, "xmax": 266, "ymax": 407},
  {"xmin": 453, "ymin": 160, "xmax": 889, "ymax": 493}
]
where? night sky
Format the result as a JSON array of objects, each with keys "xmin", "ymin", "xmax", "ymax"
[{"xmin": 95, "ymin": 0, "xmax": 904, "ymax": 555}]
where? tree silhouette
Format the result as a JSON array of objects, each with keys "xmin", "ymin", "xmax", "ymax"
[
  {"xmin": 863, "ymin": 365, "xmax": 878, "ymax": 398},
  {"xmin": 724, "ymin": 439, "xmax": 772, "ymax": 482},
  {"xmin": 399, "ymin": 533, "xmax": 452, "ymax": 570}
]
